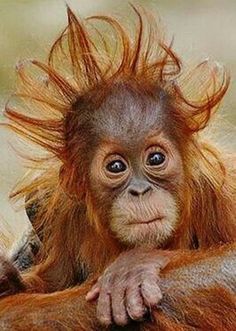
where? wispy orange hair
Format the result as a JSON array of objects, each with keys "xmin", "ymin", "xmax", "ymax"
[
  {"xmin": 5, "ymin": 5, "xmax": 229, "ymax": 152},
  {"xmin": 1, "ymin": 5, "xmax": 235, "ymax": 294},
  {"xmin": 3, "ymin": 5, "xmax": 233, "ymax": 247}
]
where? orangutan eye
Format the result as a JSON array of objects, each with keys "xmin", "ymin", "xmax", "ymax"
[
  {"xmin": 147, "ymin": 152, "xmax": 166, "ymax": 166},
  {"xmin": 106, "ymin": 160, "xmax": 127, "ymax": 173}
]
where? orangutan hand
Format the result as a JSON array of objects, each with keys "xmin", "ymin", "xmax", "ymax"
[{"xmin": 86, "ymin": 248, "xmax": 174, "ymax": 326}]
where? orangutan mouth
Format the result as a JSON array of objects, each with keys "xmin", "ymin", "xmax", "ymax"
[{"xmin": 131, "ymin": 217, "xmax": 164, "ymax": 225}]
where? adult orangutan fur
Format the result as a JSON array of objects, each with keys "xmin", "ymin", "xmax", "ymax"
[{"xmin": 0, "ymin": 5, "xmax": 235, "ymax": 330}]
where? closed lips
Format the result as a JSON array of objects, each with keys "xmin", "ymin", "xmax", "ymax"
[{"xmin": 131, "ymin": 217, "xmax": 163, "ymax": 225}]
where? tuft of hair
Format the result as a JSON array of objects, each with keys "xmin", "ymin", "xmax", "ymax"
[
  {"xmin": 3, "ymin": 6, "xmax": 233, "ymax": 259},
  {"xmin": 4, "ymin": 5, "xmax": 229, "ymax": 191}
]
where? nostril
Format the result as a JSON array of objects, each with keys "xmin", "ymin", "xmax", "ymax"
[
  {"xmin": 142, "ymin": 186, "xmax": 151, "ymax": 195},
  {"xmin": 128, "ymin": 185, "xmax": 152, "ymax": 197},
  {"xmin": 129, "ymin": 189, "xmax": 140, "ymax": 197}
]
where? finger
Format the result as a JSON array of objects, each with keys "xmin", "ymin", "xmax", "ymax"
[
  {"xmin": 86, "ymin": 276, "xmax": 103, "ymax": 301},
  {"xmin": 126, "ymin": 282, "xmax": 146, "ymax": 321},
  {"xmin": 85, "ymin": 285, "xmax": 100, "ymax": 301},
  {"xmin": 97, "ymin": 280, "xmax": 112, "ymax": 326},
  {"xmin": 141, "ymin": 276, "xmax": 162, "ymax": 307},
  {"xmin": 111, "ymin": 286, "xmax": 129, "ymax": 326}
]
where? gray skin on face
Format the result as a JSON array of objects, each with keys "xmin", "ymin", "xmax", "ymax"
[
  {"xmin": 90, "ymin": 84, "xmax": 167, "ymax": 195},
  {"xmin": 91, "ymin": 84, "xmax": 169, "ymax": 151},
  {"xmin": 90, "ymin": 84, "xmax": 180, "ymax": 189}
]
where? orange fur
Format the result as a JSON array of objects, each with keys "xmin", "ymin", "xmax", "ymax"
[
  {"xmin": 0, "ymin": 5, "xmax": 235, "ymax": 330},
  {"xmin": 0, "ymin": 244, "xmax": 235, "ymax": 330}
]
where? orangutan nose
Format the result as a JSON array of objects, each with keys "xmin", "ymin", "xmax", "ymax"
[{"xmin": 128, "ymin": 181, "xmax": 152, "ymax": 197}]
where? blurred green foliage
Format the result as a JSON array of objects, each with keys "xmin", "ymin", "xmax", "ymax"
[{"xmin": 0, "ymin": 0, "xmax": 235, "ymax": 123}]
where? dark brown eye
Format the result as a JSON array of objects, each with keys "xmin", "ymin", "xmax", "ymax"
[
  {"xmin": 106, "ymin": 160, "xmax": 127, "ymax": 173},
  {"xmin": 147, "ymin": 152, "xmax": 166, "ymax": 166}
]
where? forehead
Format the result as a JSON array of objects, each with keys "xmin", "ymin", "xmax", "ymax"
[{"xmin": 91, "ymin": 85, "xmax": 167, "ymax": 146}]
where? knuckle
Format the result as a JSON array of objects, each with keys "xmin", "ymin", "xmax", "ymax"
[
  {"xmin": 134, "ymin": 266, "xmax": 145, "ymax": 275},
  {"xmin": 143, "ymin": 288, "xmax": 163, "ymax": 306},
  {"xmin": 147, "ymin": 295, "xmax": 162, "ymax": 306},
  {"xmin": 143, "ymin": 269, "xmax": 157, "ymax": 278},
  {"xmin": 113, "ymin": 314, "xmax": 128, "ymax": 326},
  {"xmin": 127, "ymin": 293, "xmax": 139, "ymax": 306},
  {"xmin": 100, "ymin": 279, "xmax": 112, "ymax": 293},
  {"xmin": 98, "ymin": 316, "xmax": 111, "ymax": 326},
  {"xmin": 102, "ymin": 271, "xmax": 113, "ymax": 283},
  {"xmin": 97, "ymin": 307, "xmax": 111, "ymax": 326},
  {"xmin": 116, "ymin": 277, "xmax": 128, "ymax": 290},
  {"xmin": 102, "ymin": 288, "xmax": 112, "ymax": 296},
  {"xmin": 129, "ymin": 272, "xmax": 141, "ymax": 283},
  {"xmin": 103, "ymin": 274, "xmax": 111, "ymax": 285},
  {"xmin": 103, "ymin": 269, "xmax": 111, "ymax": 279},
  {"xmin": 151, "ymin": 284, "xmax": 162, "ymax": 296}
]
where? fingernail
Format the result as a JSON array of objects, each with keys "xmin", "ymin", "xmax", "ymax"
[{"xmin": 85, "ymin": 292, "xmax": 93, "ymax": 301}]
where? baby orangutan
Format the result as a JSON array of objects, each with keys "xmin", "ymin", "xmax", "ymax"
[{"xmin": 0, "ymin": 5, "xmax": 235, "ymax": 330}]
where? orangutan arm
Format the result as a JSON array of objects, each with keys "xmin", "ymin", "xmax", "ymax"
[{"xmin": 0, "ymin": 244, "xmax": 235, "ymax": 331}]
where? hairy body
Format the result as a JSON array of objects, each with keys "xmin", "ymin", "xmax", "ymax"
[
  {"xmin": 0, "ymin": 244, "xmax": 235, "ymax": 330},
  {"xmin": 0, "ymin": 5, "xmax": 235, "ymax": 330}
]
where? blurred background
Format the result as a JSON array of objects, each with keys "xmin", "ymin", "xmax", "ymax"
[{"xmin": 0, "ymin": 0, "xmax": 235, "ymax": 246}]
